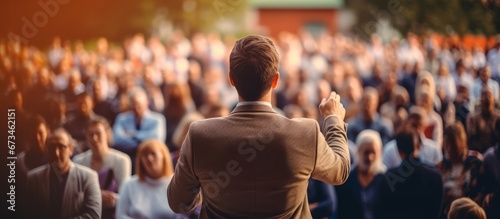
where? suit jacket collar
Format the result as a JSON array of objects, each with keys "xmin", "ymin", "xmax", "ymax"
[{"xmin": 231, "ymin": 104, "xmax": 276, "ymax": 114}]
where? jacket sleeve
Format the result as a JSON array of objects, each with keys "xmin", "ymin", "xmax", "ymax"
[
  {"xmin": 311, "ymin": 115, "xmax": 351, "ymax": 185},
  {"xmin": 167, "ymin": 123, "xmax": 202, "ymax": 213},
  {"xmin": 70, "ymin": 170, "xmax": 102, "ymax": 219}
]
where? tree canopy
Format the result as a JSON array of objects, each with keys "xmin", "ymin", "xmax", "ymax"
[{"xmin": 347, "ymin": 0, "xmax": 499, "ymax": 37}]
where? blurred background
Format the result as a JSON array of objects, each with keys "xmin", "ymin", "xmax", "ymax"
[
  {"xmin": 2, "ymin": 0, "xmax": 500, "ymax": 219},
  {"xmin": 2, "ymin": 0, "xmax": 500, "ymax": 47}
]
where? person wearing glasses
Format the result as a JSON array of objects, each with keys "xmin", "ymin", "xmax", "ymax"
[
  {"xmin": 73, "ymin": 117, "xmax": 131, "ymax": 218},
  {"xmin": 24, "ymin": 128, "xmax": 102, "ymax": 219}
]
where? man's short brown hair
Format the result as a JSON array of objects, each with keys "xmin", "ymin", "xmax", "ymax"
[{"xmin": 229, "ymin": 35, "xmax": 279, "ymax": 101}]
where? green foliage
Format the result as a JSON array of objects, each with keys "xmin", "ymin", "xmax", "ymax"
[
  {"xmin": 348, "ymin": 0, "xmax": 499, "ymax": 36},
  {"xmin": 0, "ymin": 0, "xmax": 248, "ymax": 46}
]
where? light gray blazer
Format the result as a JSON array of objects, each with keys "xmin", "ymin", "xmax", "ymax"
[{"xmin": 25, "ymin": 163, "xmax": 102, "ymax": 219}]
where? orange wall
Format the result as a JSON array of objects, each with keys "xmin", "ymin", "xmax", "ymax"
[{"xmin": 257, "ymin": 9, "xmax": 338, "ymax": 37}]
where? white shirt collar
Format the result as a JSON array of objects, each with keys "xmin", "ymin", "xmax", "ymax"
[{"xmin": 236, "ymin": 101, "xmax": 273, "ymax": 108}]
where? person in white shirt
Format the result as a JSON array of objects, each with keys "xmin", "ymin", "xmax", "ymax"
[
  {"xmin": 435, "ymin": 61, "xmax": 457, "ymax": 103},
  {"xmin": 116, "ymin": 139, "xmax": 187, "ymax": 219},
  {"xmin": 452, "ymin": 59, "xmax": 474, "ymax": 91},
  {"xmin": 383, "ymin": 107, "xmax": 442, "ymax": 169},
  {"xmin": 470, "ymin": 66, "xmax": 500, "ymax": 105}
]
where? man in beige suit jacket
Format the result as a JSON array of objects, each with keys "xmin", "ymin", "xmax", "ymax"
[
  {"xmin": 24, "ymin": 128, "xmax": 101, "ymax": 219},
  {"xmin": 168, "ymin": 35, "xmax": 350, "ymax": 219}
]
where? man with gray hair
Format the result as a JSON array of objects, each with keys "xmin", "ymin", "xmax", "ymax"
[
  {"xmin": 113, "ymin": 87, "xmax": 166, "ymax": 172},
  {"xmin": 24, "ymin": 128, "xmax": 102, "ymax": 219}
]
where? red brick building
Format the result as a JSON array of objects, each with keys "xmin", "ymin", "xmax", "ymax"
[{"xmin": 250, "ymin": 0, "xmax": 344, "ymax": 37}]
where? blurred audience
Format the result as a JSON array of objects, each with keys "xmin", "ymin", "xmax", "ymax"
[{"xmin": 3, "ymin": 31, "xmax": 500, "ymax": 218}]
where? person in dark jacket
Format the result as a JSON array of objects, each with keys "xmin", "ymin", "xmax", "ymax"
[
  {"xmin": 308, "ymin": 179, "xmax": 337, "ymax": 219},
  {"xmin": 375, "ymin": 131, "xmax": 443, "ymax": 219},
  {"xmin": 336, "ymin": 130, "xmax": 386, "ymax": 219}
]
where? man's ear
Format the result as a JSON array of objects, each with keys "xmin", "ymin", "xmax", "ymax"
[
  {"xmin": 69, "ymin": 144, "xmax": 75, "ymax": 157},
  {"xmin": 229, "ymin": 73, "xmax": 235, "ymax": 87},
  {"xmin": 271, "ymin": 72, "xmax": 280, "ymax": 89}
]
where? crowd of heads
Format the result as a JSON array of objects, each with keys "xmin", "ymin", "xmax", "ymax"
[{"xmin": 2, "ymin": 30, "xmax": 500, "ymax": 218}]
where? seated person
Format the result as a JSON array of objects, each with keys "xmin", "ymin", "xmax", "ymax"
[
  {"xmin": 116, "ymin": 139, "xmax": 186, "ymax": 219},
  {"xmin": 24, "ymin": 128, "xmax": 101, "ymax": 219},
  {"xmin": 64, "ymin": 92, "xmax": 106, "ymax": 154},
  {"xmin": 18, "ymin": 115, "xmax": 50, "ymax": 180},
  {"xmin": 347, "ymin": 87, "xmax": 393, "ymax": 144},
  {"xmin": 467, "ymin": 87, "xmax": 500, "ymax": 154},
  {"xmin": 336, "ymin": 130, "xmax": 386, "ymax": 219},
  {"xmin": 113, "ymin": 87, "xmax": 166, "ymax": 172},
  {"xmin": 73, "ymin": 117, "xmax": 131, "ymax": 219}
]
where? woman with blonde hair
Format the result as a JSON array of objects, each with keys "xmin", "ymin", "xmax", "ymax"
[
  {"xmin": 116, "ymin": 139, "xmax": 187, "ymax": 219},
  {"xmin": 448, "ymin": 197, "xmax": 486, "ymax": 219},
  {"xmin": 335, "ymin": 130, "xmax": 386, "ymax": 219}
]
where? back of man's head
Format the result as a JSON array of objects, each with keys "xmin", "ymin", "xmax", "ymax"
[
  {"xmin": 395, "ymin": 131, "xmax": 417, "ymax": 159},
  {"xmin": 229, "ymin": 35, "xmax": 280, "ymax": 101}
]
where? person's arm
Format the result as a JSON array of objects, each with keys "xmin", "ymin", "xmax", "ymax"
[
  {"xmin": 167, "ymin": 124, "xmax": 202, "ymax": 213},
  {"xmin": 112, "ymin": 155, "xmax": 132, "ymax": 207},
  {"xmin": 70, "ymin": 171, "xmax": 102, "ymax": 219},
  {"xmin": 432, "ymin": 114, "xmax": 443, "ymax": 149},
  {"xmin": 113, "ymin": 114, "xmax": 139, "ymax": 150},
  {"xmin": 116, "ymin": 155, "xmax": 132, "ymax": 190},
  {"xmin": 115, "ymin": 181, "xmax": 134, "ymax": 219},
  {"xmin": 310, "ymin": 180, "xmax": 337, "ymax": 218},
  {"xmin": 312, "ymin": 92, "xmax": 350, "ymax": 185},
  {"xmin": 134, "ymin": 114, "xmax": 166, "ymax": 142}
]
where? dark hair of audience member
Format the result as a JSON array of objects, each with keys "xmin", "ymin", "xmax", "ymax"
[{"xmin": 395, "ymin": 131, "xmax": 417, "ymax": 159}]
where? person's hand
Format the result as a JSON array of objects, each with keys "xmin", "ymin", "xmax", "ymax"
[
  {"xmin": 309, "ymin": 202, "xmax": 318, "ymax": 210},
  {"xmin": 319, "ymin": 91, "xmax": 345, "ymax": 121},
  {"xmin": 483, "ymin": 193, "xmax": 494, "ymax": 208},
  {"xmin": 102, "ymin": 190, "xmax": 116, "ymax": 208}
]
